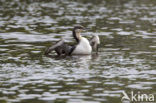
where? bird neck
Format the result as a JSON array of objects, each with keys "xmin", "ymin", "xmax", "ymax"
[{"xmin": 73, "ymin": 30, "xmax": 82, "ymax": 43}]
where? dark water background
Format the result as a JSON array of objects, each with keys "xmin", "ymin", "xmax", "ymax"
[{"xmin": 0, "ymin": 0, "xmax": 156, "ymax": 103}]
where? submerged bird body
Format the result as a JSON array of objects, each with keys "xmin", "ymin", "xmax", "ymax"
[{"xmin": 44, "ymin": 26, "xmax": 100, "ymax": 56}]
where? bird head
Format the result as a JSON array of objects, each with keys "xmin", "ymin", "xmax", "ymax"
[{"xmin": 73, "ymin": 26, "xmax": 85, "ymax": 42}]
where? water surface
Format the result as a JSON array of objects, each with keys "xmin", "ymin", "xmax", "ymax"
[{"xmin": 0, "ymin": 0, "xmax": 156, "ymax": 103}]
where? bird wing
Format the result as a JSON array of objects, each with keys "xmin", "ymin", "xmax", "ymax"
[
  {"xmin": 90, "ymin": 35, "xmax": 100, "ymax": 46},
  {"xmin": 44, "ymin": 38, "xmax": 65, "ymax": 55},
  {"xmin": 89, "ymin": 35, "xmax": 100, "ymax": 52}
]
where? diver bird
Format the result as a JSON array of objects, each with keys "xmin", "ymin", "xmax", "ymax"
[{"xmin": 44, "ymin": 26, "xmax": 100, "ymax": 56}]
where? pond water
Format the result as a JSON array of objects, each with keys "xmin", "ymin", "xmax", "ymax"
[{"xmin": 0, "ymin": 0, "xmax": 156, "ymax": 103}]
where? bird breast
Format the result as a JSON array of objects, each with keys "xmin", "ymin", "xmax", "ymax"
[{"xmin": 72, "ymin": 37, "xmax": 92, "ymax": 55}]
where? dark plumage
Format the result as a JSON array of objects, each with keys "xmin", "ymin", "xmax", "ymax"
[{"xmin": 44, "ymin": 38, "xmax": 75, "ymax": 56}]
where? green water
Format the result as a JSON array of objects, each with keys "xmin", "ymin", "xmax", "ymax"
[{"xmin": 0, "ymin": 0, "xmax": 156, "ymax": 103}]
